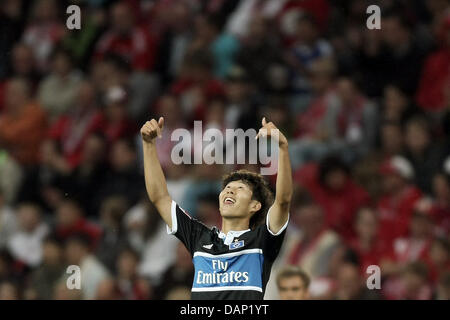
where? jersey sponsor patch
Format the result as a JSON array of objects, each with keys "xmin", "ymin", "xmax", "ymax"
[
  {"xmin": 229, "ymin": 240, "xmax": 245, "ymax": 250},
  {"xmin": 192, "ymin": 249, "xmax": 264, "ymax": 292}
]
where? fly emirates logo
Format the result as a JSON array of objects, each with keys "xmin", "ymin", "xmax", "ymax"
[{"xmin": 196, "ymin": 259, "xmax": 250, "ymax": 285}]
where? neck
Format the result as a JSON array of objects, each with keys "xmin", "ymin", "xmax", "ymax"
[{"xmin": 221, "ymin": 217, "xmax": 250, "ymax": 234}]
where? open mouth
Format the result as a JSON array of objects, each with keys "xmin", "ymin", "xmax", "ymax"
[{"xmin": 224, "ymin": 197, "xmax": 236, "ymax": 205}]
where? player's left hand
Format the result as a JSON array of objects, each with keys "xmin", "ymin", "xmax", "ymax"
[{"xmin": 255, "ymin": 117, "xmax": 288, "ymax": 147}]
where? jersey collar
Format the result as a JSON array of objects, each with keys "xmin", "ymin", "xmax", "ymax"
[{"xmin": 217, "ymin": 229, "xmax": 250, "ymax": 246}]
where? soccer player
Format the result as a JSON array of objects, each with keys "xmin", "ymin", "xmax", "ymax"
[{"xmin": 141, "ymin": 117, "xmax": 292, "ymax": 299}]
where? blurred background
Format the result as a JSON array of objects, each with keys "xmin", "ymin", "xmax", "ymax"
[{"xmin": 0, "ymin": 0, "xmax": 449, "ymax": 300}]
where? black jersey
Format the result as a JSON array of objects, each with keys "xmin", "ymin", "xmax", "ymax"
[{"xmin": 166, "ymin": 201, "xmax": 288, "ymax": 300}]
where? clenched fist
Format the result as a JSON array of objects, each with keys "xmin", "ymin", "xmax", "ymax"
[
  {"xmin": 255, "ymin": 117, "xmax": 288, "ymax": 147},
  {"xmin": 141, "ymin": 117, "xmax": 164, "ymax": 143}
]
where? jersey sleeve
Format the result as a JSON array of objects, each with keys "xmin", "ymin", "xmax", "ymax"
[
  {"xmin": 258, "ymin": 206, "xmax": 289, "ymax": 262},
  {"xmin": 166, "ymin": 200, "xmax": 209, "ymax": 256}
]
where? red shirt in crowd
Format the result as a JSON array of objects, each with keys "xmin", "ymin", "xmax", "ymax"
[
  {"xmin": 416, "ymin": 49, "xmax": 450, "ymax": 112},
  {"xmin": 277, "ymin": 0, "xmax": 330, "ymax": 34},
  {"xmin": 55, "ymin": 217, "xmax": 102, "ymax": 249},
  {"xmin": 49, "ymin": 109, "xmax": 105, "ymax": 168},
  {"xmin": 170, "ymin": 77, "xmax": 225, "ymax": 122},
  {"xmin": 347, "ymin": 238, "xmax": 386, "ymax": 276},
  {"xmin": 94, "ymin": 26, "xmax": 157, "ymax": 71},
  {"xmin": 377, "ymin": 186, "xmax": 422, "ymax": 246},
  {"xmin": 294, "ymin": 93, "xmax": 330, "ymax": 139},
  {"xmin": 295, "ymin": 163, "xmax": 370, "ymax": 240}
]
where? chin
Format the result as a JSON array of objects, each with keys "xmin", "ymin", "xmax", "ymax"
[{"xmin": 220, "ymin": 206, "xmax": 239, "ymax": 218}]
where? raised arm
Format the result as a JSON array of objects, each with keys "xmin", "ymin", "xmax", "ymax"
[
  {"xmin": 256, "ymin": 117, "xmax": 293, "ymax": 233},
  {"xmin": 141, "ymin": 117, "xmax": 173, "ymax": 228}
]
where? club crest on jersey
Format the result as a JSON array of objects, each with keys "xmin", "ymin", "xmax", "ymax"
[{"xmin": 229, "ymin": 240, "xmax": 244, "ymax": 250}]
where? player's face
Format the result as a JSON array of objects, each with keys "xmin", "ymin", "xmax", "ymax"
[
  {"xmin": 219, "ymin": 180, "xmax": 257, "ymax": 219},
  {"xmin": 278, "ymin": 276, "xmax": 309, "ymax": 300}
]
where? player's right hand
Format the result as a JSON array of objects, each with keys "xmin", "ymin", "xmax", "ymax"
[{"xmin": 141, "ymin": 117, "xmax": 164, "ymax": 143}]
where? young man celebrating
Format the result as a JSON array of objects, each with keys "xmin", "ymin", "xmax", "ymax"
[{"xmin": 141, "ymin": 117, "xmax": 292, "ymax": 299}]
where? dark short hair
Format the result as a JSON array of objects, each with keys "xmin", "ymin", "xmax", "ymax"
[
  {"xmin": 318, "ymin": 155, "xmax": 350, "ymax": 186},
  {"xmin": 276, "ymin": 266, "xmax": 311, "ymax": 289},
  {"xmin": 222, "ymin": 169, "xmax": 274, "ymax": 229},
  {"xmin": 297, "ymin": 12, "xmax": 318, "ymax": 28},
  {"xmin": 64, "ymin": 233, "xmax": 92, "ymax": 249}
]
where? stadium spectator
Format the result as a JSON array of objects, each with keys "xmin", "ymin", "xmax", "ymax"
[
  {"xmin": 377, "ymin": 156, "xmax": 423, "ymax": 246},
  {"xmin": 52, "ymin": 278, "xmax": 82, "ymax": 300},
  {"xmin": 416, "ymin": 14, "xmax": 450, "ymax": 112},
  {"xmin": 7, "ymin": 203, "xmax": 49, "ymax": 268},
  {"xmin": 381, "ymin": 207, "xmax": 435, "ymax": 279},
  {"xmin": 94, "ymin": 278, "xmax": 121, "ymax": 300},
  {"xmin": 0, "ymin": 192, "xmax": 17, "ymax": 249},
  {"xmin": 428, "ymin": 237, "xmax": 450, "ymax": 284},
  {"xmin": 235, "ymin": 14, "xmax": 281, "ymax": 91},
  {"xmin": 430, "ymin": 170, "xmax": 450, "ymax": 237},
  {"xmin": 0, "ymin": 280, "xmax": 20, "ymax": 300},
  {"xmin": 154, "ymin": 1, "xmax": 194, "ymax": 84},
  {"xmin": 90, "ymin": 54, "xmax": 160, "ymax": 122},
  {"xmin": 322, "ymin": 76, "xmax": 377, "ymax": 161},
  {"xmin": 68, "ymin": 133, "xmax": 109, "ymax": 216},
  {"xmin": 28, "ymin": 236, "xmax": 64, "ymax": 299},
  {"xmin": 332, "ymin": 262, "xmax": 380, "ymax": 300},
  {"xmin": 64, "ymin": 233, "xmax": 110, "ymax": 300},
  {"xmin": 348, "ymin": 207, "xmax": 385, "ymax": 276},
  {"xmin": 0, "ymin": 78, "xmax": 47, "ymax": 165},
  {"xmin": 93, "ymin": 1, "xmax": 157, "ymax": 71},
  {"xmin": 383, "ymin": 261, "xmax": 433, "ymax": 300},
  {"xmin": 37, "ymin": 47, "xmax": 82, "ymax": 122},
  {"xmin": 281, "ymin": 198, "xmax": 340, "ymax": 279},
  {"xmin": 116, "ymin": 247, "xmax": 152, "ymax": 300},
  {"xmin": 49, "ymin": 80, "xmax": 104, "ymax": 168},
  {"xmin": 381, "ymin": 11, "xmax": 428, "ymax": 95},
  {"xmin": 0, "ymin": 0, "xmax": 26, "ymax": 79},
  {"xmin": 154, "ymin": 243, "xmax": 194, "ymax": 300},
  {"xmin": 8, "ymin": 42, "xmax": 38, "ymax": 80},
  {"xmin": 95, "ymin": 196, "xmax": 129, "ymax": 273},
  {"xmin": 21, "ymin": 0, "xmax": 65, "ymax": 73},
  {"xmin": 0, "ymin": 150, "xmax": 23, "ymax": 205},
  {"xmin": 285, "ymin": 13, "xmax": 333, "ymax": 97},
  {"xmin": 222, "ymin": 65, "xmax": 259, "ymax": 131},
  {"xmin": 188, "ymin": 14, "xmax": 239, "ymax": 79},
  {"xmin": 435, "ymin": 271, "xmax": 450, "ymax": 300},
  {"xmin": 276, "ymin": 266, "xmax": 310, "ymax": 300},
  {"xmin": 15, "ymin": 139, "xmax": 71, "ymax": 211},
  {"xmin": 96, "ymin": 138, "xmax": 144, "ymax": 207},
  {"xmin": 382, "ymin": 84, "xmax": 420, "ymax": 124},
  {"xmin": 170, "ymin": 50, "xmax": 225, "ymax": 122},
  {"xmin": 101, "ymin": 86, "xmax": 137, "ymax": 143},
  {"xmin": 123, "ymin": 197, "xmax": 177, "ymax": 283},
  {"xmin": 54, "ymin": 199, "xmax": 101, "ymax": 247},
  {"xmin": 290, "ymin": 58, "xmax": 337, "ymax": 168},
  {"xmin": 295, "ymin": 156, "xmax": 370, "ymax": 240},
  {"xmin": 404, "ymin": 116, "xmax": 447, "ymax": 194}
]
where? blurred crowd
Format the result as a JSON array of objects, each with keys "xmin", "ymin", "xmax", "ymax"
[{"xmin": 0, "ymin": 0, "xmax": 449, "ymax": 300}]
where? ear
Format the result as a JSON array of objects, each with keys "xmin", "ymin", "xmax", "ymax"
[{"xmin": 250, "ymin": 200, "xmax": 262, "ymax": 214}]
